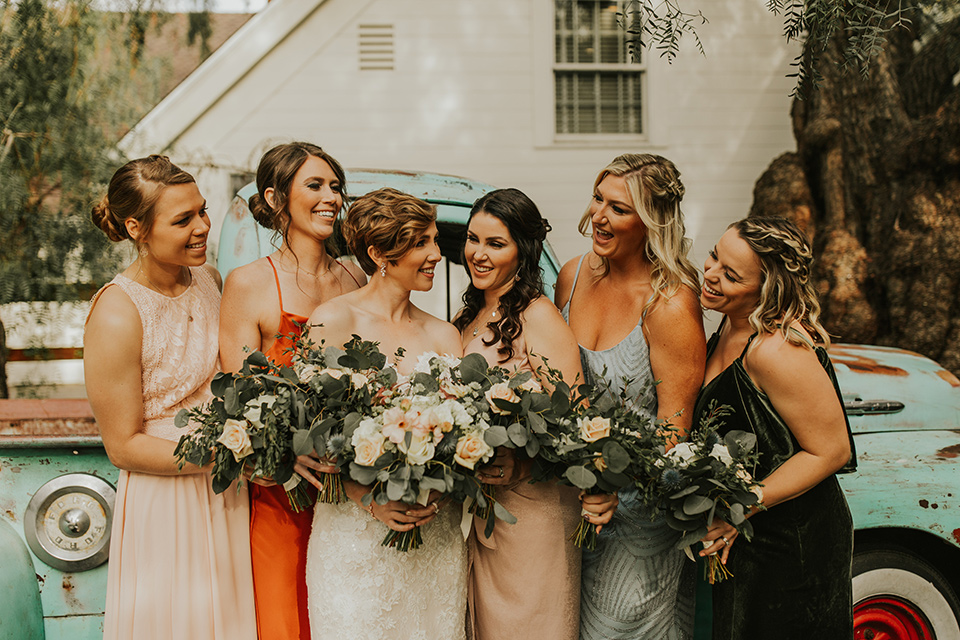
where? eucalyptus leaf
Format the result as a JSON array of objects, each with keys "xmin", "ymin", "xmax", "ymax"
[
  {"xmin": 292, "ymin": 429, "xmax": 314, "ymax": 456},
  {"xmin": 601, "ymin": 440, "xmax": 630, "ymax": 474},
  {"xmin": 564, "ymin": 466, "xmax": 597, "ymax": 490},
  {"xmin": 730, "ymin": 502, "xmax": 746, "ymax": 525},
  {"xmin": 724, "ymin": 430, "xmax": 757, "ymax": 457},
  {"xmin": 342, "ymin": 412, "xmax": 362, "ymax": 438},
  {"xmin": 493, "ymin": 398, "xmax": 521, "ymax": 414},
  {"xmin": 386, "ymin": 478, "xmax": 406, "ymax": 501},
  {"xmin": 224, "ymin": 387, "xmax": 240, "ymax": 415},
  {"xmin": 683, "ymin": 495, "xmax": 714, "ymax": 515},
  {"xmin": 458, "ymin": 352, "xmax": 489, "ymax": 384},
  {"xmin": 484, "ymin": 425, "xmax": 510, "ymax": 447},
  {"xmin": 349, "ymin": 462, "xmax": 378, "ymax": 485},
  {"xmin": 174, "ymin": 409, "xmax": 191, "ymax": 429},
  {"xmin": 493, "ymin": 501, "xmax": 518, "ymax": 525},
  {"xmin": 528, "ymin": 412, "xmax": 547, "ymax": 434},
  {"xmin": 507, "ymin": 371, "xmax": 533, "ymax": 389},
  {"xmin": 525, "ymin": 438, "xmax": 540, "ymax": 458},
  {"xmin": 665, "ymin": 509, "xmax": 703, "ymax": 531},
  {"xmin": 507, "ymin": 422, "xmax": 528, "ymax": 446},
  {"xmin": 210, "ymin": 372, "xmax": 232, "ymax": 398},
  {"xmin": 669, "ymin": 484, "xmax": 701, "ymax": 499},
  {"xmin": 246, "ymin": 351, "xmax": 270, "ymax": 368},
  {"xmin": 677, "ymin": 528, "xmax": 708, "ymax": 549},
  {"xmin": 551, "ymin": 389, "xmax": 570, "ymax": 415}
]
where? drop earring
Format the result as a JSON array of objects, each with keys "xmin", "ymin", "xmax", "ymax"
[
  {"xmin": 514, "ymin": 271, "xmax": 521, "ymax": 282},
  {"xmin": 139, "ymin": 246, "xmax": 148, "ymax": 258},
  {"xmin": 380, "ymin": 263, "xmax": 386, "ymax": 278}
]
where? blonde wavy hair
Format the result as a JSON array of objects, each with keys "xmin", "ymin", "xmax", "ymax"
[
  {"xmin": 732, "ymin": 217, "xmax": 831, "ymax": 348},
  {"xmin": 578, "ymin": 154, "xmax": 700, "ymax": 311}
]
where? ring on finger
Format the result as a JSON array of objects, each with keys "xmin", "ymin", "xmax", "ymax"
[
  {"xmin": 721, "ymin": 536, "xmax": 730, "ymax": 545},
  {"xmin": 497, "ymin": 466, "xmax": 505, "ymax": 478},
  {"xmin": 430, "ymin": 501, "xmax": 439, "ymax": 514}
]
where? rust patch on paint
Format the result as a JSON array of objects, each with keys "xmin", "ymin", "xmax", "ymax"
[
  {"xmin": 937, "ymin": 370, "xmax": 960, "ymax": 387},
  {"xmin": 937, "ymin": 444, "xmax": 960, "ymax": 459},
  {"xmin": 829, "ymin": 347, "xmax": 908, "ymax": 376},
  {"xmin": 920, "ymin": 499, "xmax": 930, "ymax": 508}
]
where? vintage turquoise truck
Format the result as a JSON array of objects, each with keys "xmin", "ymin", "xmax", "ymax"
[{"xmin": 2, "ymin": 170, "xmax": 958, "ymax": 640}]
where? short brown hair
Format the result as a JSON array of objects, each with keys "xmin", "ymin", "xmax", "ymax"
[
  {"xmin": 343, "ymin": 188, "xmax": 436, "ymax": 274},
  {"xmin": 91, "ymin": 155, "xmax": 195, "ymax": 249}
]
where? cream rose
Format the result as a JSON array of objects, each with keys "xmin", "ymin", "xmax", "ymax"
[
  {"xmin": 399, "ymin": 432, "xmax": 436, "ymax": 466},
  {"xmin": 578, "ymin": 416, "xmax": 611, "ymax": 443},
  {"xmin": 454, "ymin": 432, "xmax": 493, "ymax": 470},
  {"xmin": 350, "ymin": 372, "xmax": 370, "ymax": 388},
  {"xmin": 666, "ymin": 442, "xmax": 696, "ymax": 467},
  {"xmin": 485, "ymin": 382, "xmax": 521, "ymax": 415},
  {"xmin": 353, "ymin": 433, "xmax": 386, "ymax": 466},
  {"xmin": 218, "ymin": 418, "xmax": 254, "ymax": 462},
  {"xmin": 517, "ymin": 377, "xmax": 543, "ymax": 393}
]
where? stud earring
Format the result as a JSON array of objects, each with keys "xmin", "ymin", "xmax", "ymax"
[
  {"xmin": 139, "ymin": 246, "xmax": 148, "ymax": 258},
  {"xmin": 380, "ymin": 263, "xmax": 386, "ymax": 278}
]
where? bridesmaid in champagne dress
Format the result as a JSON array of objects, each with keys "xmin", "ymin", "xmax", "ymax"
[
  {"xmin": 453, "ymin": 189, "xmax": 584, "ymax": 640},
  {"xmin": 85, "ymin": 156, "xmax": 255, "ymax": 639},
  {"xmin": 218, "ymin": 143, "xmax": 364, "ymax": 640},
  {"xmin": 555, "ymin": 155, "xmax": 705, "ymax": 639}
]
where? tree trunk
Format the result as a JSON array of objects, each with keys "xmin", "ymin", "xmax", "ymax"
[{"xmin": 749, "ymin": 9, "xmax": 960, "ymax": 374}]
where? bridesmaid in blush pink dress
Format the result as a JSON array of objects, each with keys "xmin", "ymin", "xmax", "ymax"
[
  {"xmin": 85, "ymin": 156, "xmax": 255, "ymax": 640},
  {"xmin": 453, "ymin": 189, "xmax": 584, "ymax": 640}
]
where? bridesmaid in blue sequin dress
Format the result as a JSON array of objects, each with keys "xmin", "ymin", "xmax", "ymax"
[{"xmin": 556, "ymin": 154, "xmax": 706, "ymax": 640}]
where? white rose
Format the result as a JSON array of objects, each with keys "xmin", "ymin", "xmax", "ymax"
[
  {"xmin": 353, "ymin": 432, "xmax": 385, "ymax": 466},
  {"xmin": 709, "ymin": 443, "xmax": 734, "ymax": 466},
  {"xmin": 320, "ymin": 368, "xmax": 345, "ymax": 380},
  {"xmin": 666, "ymin": 442, "xmax": 697, "ymax": 467},
  {"xmin": 399, "ymin": 432, "xmax": 436, "ymax": 466},
  {"xmin": 218, "ymin": 418, "xmax": 254, "ymax": 462},
  {"xmin": 578, "ymin": 416, "xmax": 611, "ymax": 443}
]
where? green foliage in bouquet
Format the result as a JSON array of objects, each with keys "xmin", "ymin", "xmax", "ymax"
[
  {"xmin": 174, "ymin": 349, "xmax": 313, "ymax": 509},
  {"xmin": 655, "ymin": 400, "xmax": 763, "ymax": 583},
  {"xmin": 292, "ymin": 334, "xmax": 398, "ymax": 503},
  {"xmin": 531, "ymin": 373, "xmax": 674, "ymax": 550}
]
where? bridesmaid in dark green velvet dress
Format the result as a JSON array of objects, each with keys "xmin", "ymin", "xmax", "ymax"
[{"xmin": 694, "ymin": 217, "xmax": 854, "ymax": 639}]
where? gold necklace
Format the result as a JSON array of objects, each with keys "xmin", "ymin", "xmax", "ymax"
[{"xmin": 472, "ymin": 308, "xmax": 498, "ymax": 337}]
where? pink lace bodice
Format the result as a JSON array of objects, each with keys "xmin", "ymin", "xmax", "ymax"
[{"xmin": 88, "ymin": 266, "xmax": 220, "ymax": 441}]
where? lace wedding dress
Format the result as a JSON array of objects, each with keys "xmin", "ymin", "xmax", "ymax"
[{"xmin": 305, "ymin": 487, "xmax": 467, "ymax": 639}]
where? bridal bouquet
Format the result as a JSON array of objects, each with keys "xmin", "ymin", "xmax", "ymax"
[
  {"xmin": 531, "ymin": 375, "xmax": 673, "ymax": 550},
  {"xmin": 174, "ymin": 349, "xmax": 319, "ymax": 511},
  {"xmin": 290, "ymin": 335, "xmax": 399, "ymax": 503},
  {"xmin": 655, "ymin": 400, "xmax": 764, "ymax": 583},
  {"xmin": 346, "ymin": 351, "xmax": 512, "ymax": 551}
]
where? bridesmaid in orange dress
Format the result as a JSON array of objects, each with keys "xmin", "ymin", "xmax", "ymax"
[
  {"xmin": 219, "ymin": 143, "xmax": 365, "ymax": 640},
  {"xmin": 452, "ymin": 189, "xmax": 584, "ymax": 640},
  {"xmin": 85, "ymin": 155, "xmax": 256, "ymax": 639}
]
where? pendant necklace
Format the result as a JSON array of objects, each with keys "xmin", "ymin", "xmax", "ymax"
[{"xmin": 472, "ymin": 309, "xmax": 498, "ymax": 337}]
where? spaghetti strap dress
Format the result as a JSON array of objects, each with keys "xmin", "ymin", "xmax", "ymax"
[
  {"xmin": 250, "ymin": 256, "xmax": 363, "ymax": 640},
  {"xmin": 693, "ymin": 329, "xmax": 854, "ymax": 639},
  {"xmin": 463, "ymin": 330, "xmax": 582, "ymax": 640},
  {"xmin": 92, "ymin": 266, "xmax": 256, "ymax": 640},
  {"xmin": 248, "ymin": 256, "xmax": 315, "ymax": 640},
  {"xmin": 562, "ymin": 255, "xmax": 695, "ymax": 640}
]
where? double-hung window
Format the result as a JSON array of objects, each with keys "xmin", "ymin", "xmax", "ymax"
[{"xmin": 554, "ymin": 0, "xmax": 644, "ymax": 136}]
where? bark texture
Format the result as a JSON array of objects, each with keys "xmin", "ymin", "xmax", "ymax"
[{"xmin": 749, "ymin": 10, "xmax": 960, "ymax": 374}]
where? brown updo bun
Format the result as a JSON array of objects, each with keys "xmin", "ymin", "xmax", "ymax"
[
  {"xmin": 249, "ymin": 142, "xmax": 347, "ymax": 256},
  {"xmin": 92, "ymin": 155, "xmax": 195, "ymax": 250}
]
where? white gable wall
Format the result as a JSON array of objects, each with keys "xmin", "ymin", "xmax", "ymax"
[{"xmin": 153, "ymin": 0, "xmax": 799, "ymax": 269}]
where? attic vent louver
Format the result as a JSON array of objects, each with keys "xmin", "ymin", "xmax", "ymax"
[{"xmin": 358, "ymin": 24, "xmax": 394, "ymax": 71}]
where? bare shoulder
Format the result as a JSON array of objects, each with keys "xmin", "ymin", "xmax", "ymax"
[
  {"xmin": 746, "ymin": 330, "xmax": 823, "ymax": 389},
  {"xmin": 222, "ymin": 258, "xmax": 274, "ymax": 297},
  {"xmin": 308, "ymin": 290, "xmax": 358, "ymax": 326},
  {"xmin": 555, "ymin": 254, "xmax": 585, "ymax": 308},
  {"xmin": 644, "ymin": 286, "xmax": 704, "ymax": 336},
  {"xmin": 337, "ymin": 259, "xmax": 368, "ymax": 286},
  {"xmin": 86, "ymin": 285, "xmax": 141, "ymax": 345},
  {"xmin": 522, "ymin": 295, "xmax": 567, "ymax": 326},
  {"xmin": 414, "ymin": 309, "xmax": 462, "ymax": 354},
  {"xmin": 201, "ymin": 263, "xmax": 222, "ymax": 290}
]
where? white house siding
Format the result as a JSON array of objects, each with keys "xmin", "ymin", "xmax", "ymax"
[{"xmin": 147, "ymin": 0, "xmax": 798, "ymax": 270}]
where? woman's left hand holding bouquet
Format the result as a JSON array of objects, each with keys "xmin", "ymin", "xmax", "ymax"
[{"xmin": 344, "ymin": 482, "xmax": 442, "ymax": 531}]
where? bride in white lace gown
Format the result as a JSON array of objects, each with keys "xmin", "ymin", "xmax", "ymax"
[{"xmin": 303, "ymin": 188, "xmax": 467, "ymax": 640}]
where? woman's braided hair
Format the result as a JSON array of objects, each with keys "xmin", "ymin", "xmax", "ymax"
[
  {"xmin": 578, "ymin": 154, "xmax": 700, "ymax": 312},
  {"xmin": 732, "ymin": 216, "xmax": 831, "ymax": 348}
]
